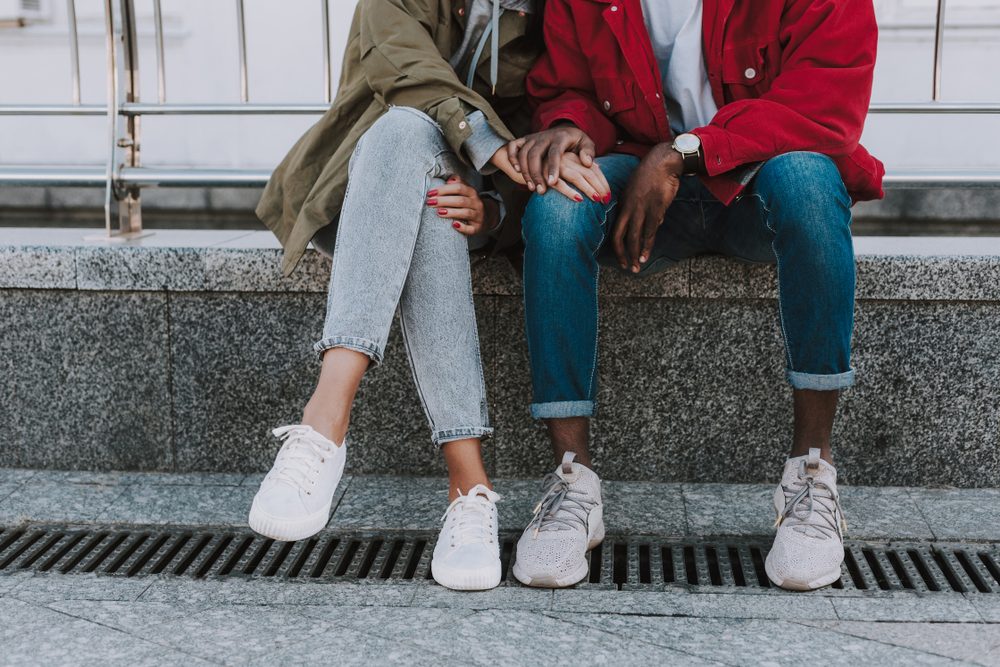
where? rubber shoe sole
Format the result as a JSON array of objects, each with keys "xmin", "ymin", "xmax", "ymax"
[
  {"xmin": 764, "ymin": 559, "xmax": 842, "ymax": 591},
  {"xmin": 431, "ymin": 559, "xmax": 502, "ymax": 591},
  {"xmin": 248, "ymin": 496, "xmax": 332, "ymax": 542}
]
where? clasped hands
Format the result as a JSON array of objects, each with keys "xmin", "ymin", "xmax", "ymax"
[{"xmin": 489, "ymin": 125, "xmax": 684, "ymax": 273}]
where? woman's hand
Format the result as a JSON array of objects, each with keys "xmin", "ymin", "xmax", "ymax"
[
  {"xmin": 426, "ymin": 176, "xmax": 499, "ymax": 237},
  {"xmin": 547, "ymin": 152, "xmax": 611, "ymax": 204},
  {"xmin": 488, "ymin": 146, "xmax": 527, "ymax": 186}
]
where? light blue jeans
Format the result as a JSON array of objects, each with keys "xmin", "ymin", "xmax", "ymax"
[
  {"xmin": 522, "ymin": 151, "xmax": 857, "ymax": 419},
  {"xmin": 311, "ymin": 107, "xmax": 491, "ymax": 445}
]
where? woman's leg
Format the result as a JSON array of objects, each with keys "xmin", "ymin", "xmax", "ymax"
[{"xmin": 304, "ymin": 108, "xmax": 492, "ymax": 487}]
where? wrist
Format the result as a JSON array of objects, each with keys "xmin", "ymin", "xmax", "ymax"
[{"xmin": 653, "ymin": 143, "xmax": 685, "ymax": 177}]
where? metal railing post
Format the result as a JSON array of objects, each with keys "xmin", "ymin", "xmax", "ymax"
[
  {"xmin": 236, "ymin": 0, "xmax": 249, "ymax": 103},
  {"xmin": 933, "ymin": 0, "xmax": 947, "ymax": 101},
  {"xmin": 66, "ymin": 0, "xmax": 80, "ymax": 105},
  {"xmin": 96, "ymin": 0, "xmax": 149, "ymax": 240}
]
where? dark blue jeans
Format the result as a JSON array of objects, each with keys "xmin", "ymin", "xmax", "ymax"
[{"xmin": 521, "ymin": 151, "xmax": 856, "ymax": 419}]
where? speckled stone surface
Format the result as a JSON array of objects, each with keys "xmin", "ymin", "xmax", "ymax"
[
  {"xmin": 3, "ymin": 230, "xmax": 1000, "ymax": 484},
  {"xmin": 0, "ymin": 290, "xmax": 173, "ymax": 471}
]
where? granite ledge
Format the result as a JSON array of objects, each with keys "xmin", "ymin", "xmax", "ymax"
[{"xmin": 1, "ymin": 228, "xmax": 999, "ymax": 302}]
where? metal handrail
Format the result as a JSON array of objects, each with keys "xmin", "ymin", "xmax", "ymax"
[{"xmin": 1, "ymin": 0, "xmax": 998, "ymax": 238}]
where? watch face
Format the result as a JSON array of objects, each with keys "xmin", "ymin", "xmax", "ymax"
[{"xmin": 674, "ymin": 133, "xmax": 701, "ymax": 154}]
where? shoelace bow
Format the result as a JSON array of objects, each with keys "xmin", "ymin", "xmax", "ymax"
[
  {"xmin": 270, "ymin": 425, "xmax": 334, "ymax": 493},
  {"xmin": 774, "ymin": 461, "xmax": 848, "ymax": 539},
  {"xmin": 441, "ymin": 493, "xmax": 496, "ymax": 547},
  {"xmin": 526, "ymin": 472, "xmax": 595, "ymax": 537}
]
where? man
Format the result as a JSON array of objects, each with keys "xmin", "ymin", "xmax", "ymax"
[{"xmin": 508, "ymin": 0, "xmax": 884, "ymax": 591}]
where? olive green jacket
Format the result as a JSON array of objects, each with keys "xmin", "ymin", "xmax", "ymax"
[{"xmin": 256, "ymin": 0, "xmax": 540, "ymax": 276}]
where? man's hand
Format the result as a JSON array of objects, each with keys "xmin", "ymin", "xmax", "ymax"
[
  {"xmin": 506, "ymin": 125, "xmax": 604, "ymax": 196},
  {"xmin": 611, "ymin": 144, "xmax": 684, "ymax": 273}
]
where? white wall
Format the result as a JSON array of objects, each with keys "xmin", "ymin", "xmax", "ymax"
[{"xmin": 0, "ymin": 0, "xmax": 998, "ymax": 171}]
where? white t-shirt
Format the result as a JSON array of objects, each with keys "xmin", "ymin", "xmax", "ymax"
[{"xmin": 638, "ymin": 0, "xmax": 718, "ymax": 134}]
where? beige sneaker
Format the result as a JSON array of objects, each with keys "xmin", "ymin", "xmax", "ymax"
[
  {"xmin": 765, "ymin": 448, "xmax": 847, "ymax": 591},
  {"xmin": 513, "ymin": 452, "xmax": 605, "ymax": 588}
]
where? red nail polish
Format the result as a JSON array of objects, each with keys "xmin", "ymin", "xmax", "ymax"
[
  {"xmin": 452, "ymin": 222, "xmax": 461, "ymax": 229},
  {"xmin": 427, "ymin": 189, "xmax": 438, "ymax": 197},
  {"xmin": 592, "ymin": 194, "xmax": 600, "ymax": 202},
  {"xmin": 438, "ymin": 208, "xmax": 448, "ymax": 215},
  {"xmin": 574, "ymin": 195, "xmax": 584, "ymax": 202},
  {"xmin": 604, "ymin": 194, "xmax": 611, "ymax": 204},
  {"xmin": 426, "ymin": 198, "xmax": 437, "ymax": 205}
]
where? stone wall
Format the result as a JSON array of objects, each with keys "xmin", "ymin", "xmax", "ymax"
[{"xmin": 2, "ymin": 229, "xmax": 998, "ymax": 486}]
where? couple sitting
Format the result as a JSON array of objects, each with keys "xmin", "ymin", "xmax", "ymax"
[{"xmin": 250, "ymin": 0, "xmax": 884, "ymax": 592}]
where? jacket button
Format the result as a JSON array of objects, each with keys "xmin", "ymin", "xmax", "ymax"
[
  {"xmin": 457, "ymin": 7, "xmax": 464, "ymax": 15},
  {"xmin": 610, "ymin": 4, "xmax": 618, "ymax": 10},
  {"xmin": 603, "ymin": 100, "xmax": 611, "ymax": 111},
  {"xmin": 744, "ymin": 67, "xmax": 757, "ymax": 79},
  {"xmin": 459, "ymin": 121, "xmax": 468, "ymax": 130},
  {"xmin": 616, "ymin": 139, "xmax": 624, "ymax": 145}
]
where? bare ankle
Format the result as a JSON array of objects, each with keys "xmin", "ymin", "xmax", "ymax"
[
  {"xmin": 545, "ymin": 417, "xmax": 593, "ymax": 468},
  {"xmin": 301, "ymin": 403, "xmax": 348, "ymax": 445}
]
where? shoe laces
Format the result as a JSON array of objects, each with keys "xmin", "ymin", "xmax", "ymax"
[
  {"xmin": 269, "ymin": 425, "xmax": 336, "ymax": 494},
  {"xmin": 440, "ymin": 484, "xmax": 499, "ymax": 548},
  {"xmin": 526, "ymin": 472, "xmax": 595, "ymax": 537},
  {"xmin": 774, "ymin": 459, "xmax": 848, "ymax": 540}
]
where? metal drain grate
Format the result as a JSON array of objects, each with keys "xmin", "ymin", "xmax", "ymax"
[{"xmin": 2, "ymin": 525, "xmax": 999, "ymax": 593}]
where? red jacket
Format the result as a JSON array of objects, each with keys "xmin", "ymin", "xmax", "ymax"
[{"xmin": 527, "ymin": 0, "xmax": 886, "ymax": 204}]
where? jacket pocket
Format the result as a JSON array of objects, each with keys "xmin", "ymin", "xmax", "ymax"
[
  {"xmin": 722, "ymin": 42, "xmax": 769, "ymax": 102},
  {"xmin": 593, "ymin": 77, "xmax": 638, "ymax": 116}
]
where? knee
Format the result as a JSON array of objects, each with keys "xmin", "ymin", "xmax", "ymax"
[
  {"xmin": 356, "ymin": 107, "xmax": 444, "ymax": 162},
  {"xmin": 522, "ymin": 191, "xmax": 605, "ymax": 259},
  {"xmin": 755, "ymin": 152, "xmax": 850, "ymax": 215},
  {"xmin": 755, "ymin": 152, "xmax": 852, "ymax": 242}
]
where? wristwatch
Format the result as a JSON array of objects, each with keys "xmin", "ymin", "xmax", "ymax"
[{"xmin": 671, "ymin": 132, "xmax": 703, "ymax": 175}]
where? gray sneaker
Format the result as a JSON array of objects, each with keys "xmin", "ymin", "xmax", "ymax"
[
  {"xmin": 765, "ymin": 447, "xmax": 848, "ymax": 591},
  {"xmin": 513, "ymin": 452, "xmax": 605, "ymax": 588}
]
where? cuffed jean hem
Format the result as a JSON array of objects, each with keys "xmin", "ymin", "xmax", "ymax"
[
  {"xmin": 313, "ymin": 336, "xmax": 384, "ymax": 366},
  {"xmin": 530, "ymin": 400, "xmax": 596, "ymax": 420},
  {"xmin": 787, "ymin": 368, "xmax": 855, "ymax": 391},
  {"xmin": 433, "ymin": 427, "xmax": 494, "ymax": 446}
]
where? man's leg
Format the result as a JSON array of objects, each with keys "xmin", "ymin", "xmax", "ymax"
[
  {"xmin": 521, "ymin": 154, "xmax": 640, "ymax": 468},
  {"xmin": 714, "ymin": 151, "xmax": 855, "ymax": 590},
  {"xmin": 513, "ymin": 154, "xmax": 638, "ymax": 588}
]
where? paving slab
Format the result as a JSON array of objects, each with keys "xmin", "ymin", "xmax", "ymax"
[
  {"xmin": 10, "ymin": 573, "xmax": 154, "ymax": 604},
  {"xmin": 687, "ymin": 590, "xmax": 838, "ymax": 620},
  {"xmin": 94, "ymin": 483, "xmax": 257, "ymax": 526},
  {"xmin": 0, "ymin": 597, "xmax": 216, "ymax": 666},
  {"xmin": 0, "ymin": 479, "xmax": 130, "ymax": 524},
  {"xmin": 139, "ymin": 577, "xmax": 417, "ymax": 607},
  {"xmin": 801, "ymin": 620, "xmax": 1000, "ymax": 666},
  {"xmin": 411, "ymin": 584, "xmax": 554, "ymax": 611},
  {"xmin": 549, "ymin": 613, "xmax": 963, "ymax": 665},
  {"xmin": 830, "ymin": 592, "xmax": 983, "ymax": 622},
  {"xmin": 910, "ymin": 488, "xmax": 1000, "ymax": 541},
  {"xmin": 550, "ymin": 587, "xmax": 694, "ymax": 615}
]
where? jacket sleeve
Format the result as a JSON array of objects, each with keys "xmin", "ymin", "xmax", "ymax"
[
  {"xmin": 358, "ymin": 0, "xmax": 514, "ymax": 159},
  {"xmin": 525, "ymin": 0, "xmax": 618, "ymax": 153},
  {"xmin": 692, "ymin": 0, "xmax": 877, "ymax": 176}
]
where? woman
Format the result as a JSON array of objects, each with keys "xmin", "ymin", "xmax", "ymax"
[{"xmin": 248, "ymin": 0, "xmax": 560, "ymax": 592}]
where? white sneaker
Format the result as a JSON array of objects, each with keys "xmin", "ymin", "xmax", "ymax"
[
  {"xmin": 765, "ymin": 448, "xmax": 848, "ymax": 591},
  {"xmin": 248, "ymin": 425, "xmax": 346, "ymax": 542},
  {"xmin": 513, "ymin": 452, "xmax": 605, "ymax": 588},
  {"xmin": 431, "ymin": 484, "xmax": 502, "ymax": 591}
]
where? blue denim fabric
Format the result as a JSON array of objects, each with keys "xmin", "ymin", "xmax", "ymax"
[{"xmin": 521, "ymin": 151, "xmax": 856, "ymax": 419}]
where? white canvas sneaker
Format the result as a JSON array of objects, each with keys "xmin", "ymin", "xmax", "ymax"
[
  {"xmin": 513, "ymin": 452, "xmax": 605, "ymax": 588},
  {"xmin": 431, "ymin": 484, "xmax": 502, "ymax": 591},
  {"xmin": 248, "ymin": 424, "xmax": 346, "ymax": 542},
  {"xmin": 765, "ymin": 447, "xmax": 848, "ymax": 591}
]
